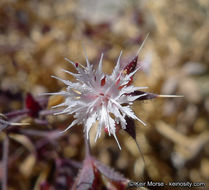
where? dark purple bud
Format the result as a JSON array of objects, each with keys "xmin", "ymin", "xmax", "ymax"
[{"xmin": 25, "ymin": 93, "xmax": 42, "ymax": 117}]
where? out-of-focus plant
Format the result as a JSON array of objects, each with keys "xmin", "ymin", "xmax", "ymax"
[{"xmin": 0, "ymin": 37, "xmax": 182, "ymax": 189}]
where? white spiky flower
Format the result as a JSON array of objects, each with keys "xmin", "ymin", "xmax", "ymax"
[
  {"xmin": 47, "ymin": 50, "xmax": 149, "ymax": 150},
  {"xmin": 45, "ymin": 36, "xmax": 152, "ymax": 149}
]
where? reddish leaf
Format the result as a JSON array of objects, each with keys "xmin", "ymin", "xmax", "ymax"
[
  {"xmin": 94, "ymin": 160, "xmax": 127, "ymax": 182},
  {"xmin": 25, "ymin": 93, "xmax": 42, "ymax": 117},
  {"xmin": 72, "ymin": 157, "xmax": 95, "ymax": 190}
]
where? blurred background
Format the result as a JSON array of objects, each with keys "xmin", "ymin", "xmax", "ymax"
[{"xmin": 0, "ymin": 0, "xmax": 209, "ymax": 189}]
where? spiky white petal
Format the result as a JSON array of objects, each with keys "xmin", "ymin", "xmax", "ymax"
[{"xmin": 50, "ymin": 52, "xmax": 147, "ymax": 148}]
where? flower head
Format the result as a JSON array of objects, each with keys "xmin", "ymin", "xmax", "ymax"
[{"xmin": 47, "ymin": 50, "xmax": 149, "ymax": 149}]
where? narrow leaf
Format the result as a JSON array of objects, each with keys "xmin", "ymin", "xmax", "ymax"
[
  {"xmin": 72, "ymin": 158, "xmax": 95, "ymax": 190},
  {"xmin": 94, "ymin": 160, "xmax": 127, "ymax": 182}
]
